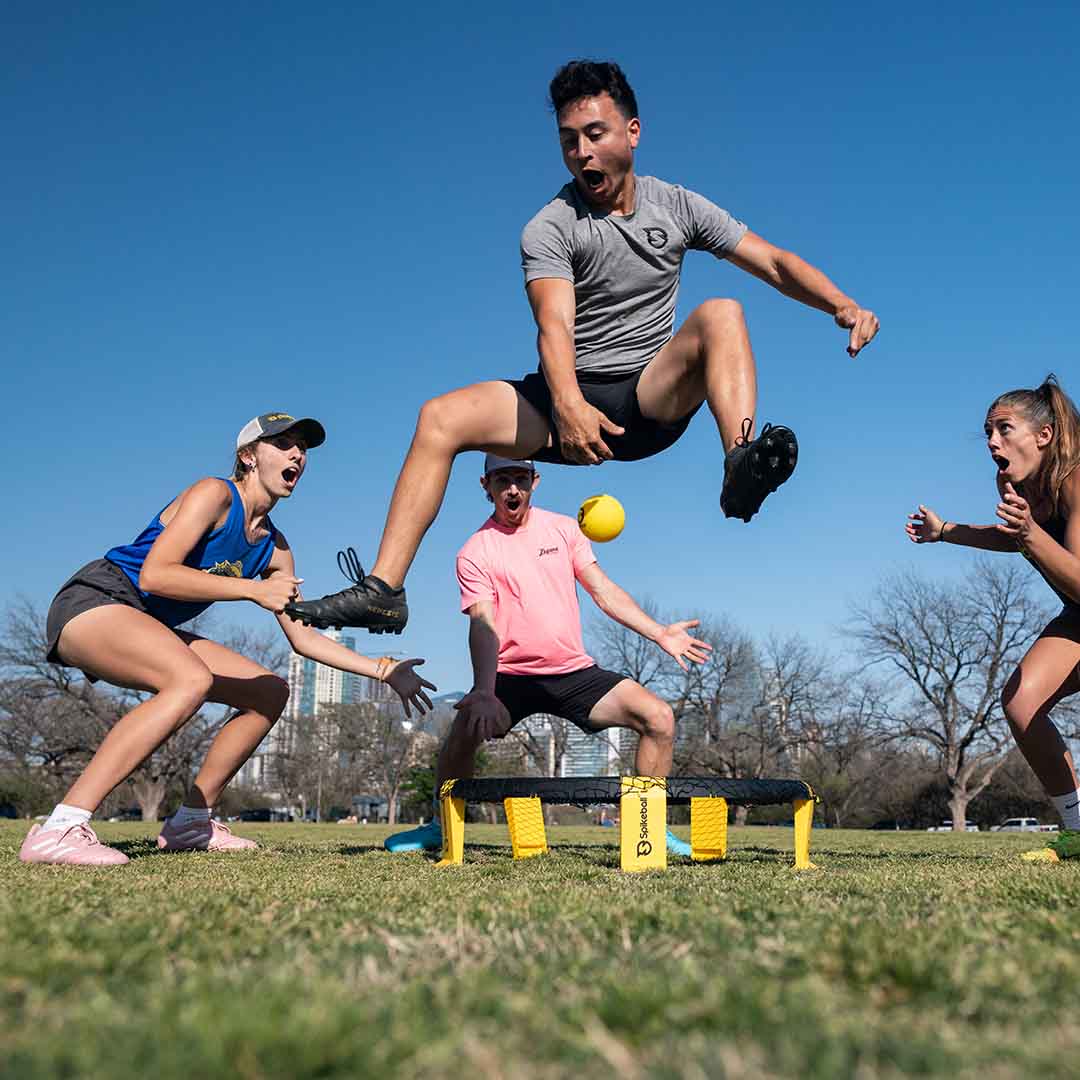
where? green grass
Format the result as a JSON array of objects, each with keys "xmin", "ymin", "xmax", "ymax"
[{"xmin": 2, "ymin": 820, "xmax": 1078, "ymax": 1079}]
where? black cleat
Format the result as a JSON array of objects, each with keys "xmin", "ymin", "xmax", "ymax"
[
  {"xmin": 285, "ymin": 548, "xmax": 408, "ymax": 634},
  {"xmin": 720, "ymin": 419, "xmax": 798, "ymax": 523}
]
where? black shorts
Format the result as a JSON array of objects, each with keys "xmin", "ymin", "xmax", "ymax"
[
  {"xmin": 493, "ymin": 665, "xmax": 628, "ymax": 735},
  {"xmin": 507, "ymin": 367, "xmax": 701, "ymax": 466},
  {"xmin": 45, "ymin": 558, "xmax": 150, "ymax": 666}
]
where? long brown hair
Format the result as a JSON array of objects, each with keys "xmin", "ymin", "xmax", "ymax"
[{"xmin": 989, "ymin": 374, "xmax": 1080, "ymax": 515}]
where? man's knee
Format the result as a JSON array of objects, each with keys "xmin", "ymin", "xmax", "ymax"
[
  {"xmin": 695, "ymin": 297, "xmax": 745, "ymax": 332},
  {"xmin": 641, "ymin": 699, "xmax": 675, "ymax": 743},
  {"xmin": 415, "ymin": 393, "xmax": 461, "ymax": 448}
]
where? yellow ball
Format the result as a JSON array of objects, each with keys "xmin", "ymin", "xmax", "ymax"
[{"xmin": 577, "ymin": 494, "xmax": 625, "ymax": 542}]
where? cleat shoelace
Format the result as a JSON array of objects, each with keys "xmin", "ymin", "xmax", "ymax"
[{"xmin": 336, "ymin": 546, "xmax": 366, "ymax": 585}]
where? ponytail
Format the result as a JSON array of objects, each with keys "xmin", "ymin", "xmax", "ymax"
[{"xmin": 990, "ymin": 374, "xmax": 1080, "ymax": 514}]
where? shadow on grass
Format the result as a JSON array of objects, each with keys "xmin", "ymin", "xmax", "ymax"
[{"xmin": 335, "ymin": 844, "xmax": 392, "ymax": 856}]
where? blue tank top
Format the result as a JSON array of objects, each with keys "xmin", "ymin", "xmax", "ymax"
[{"xmin": 104, "ymin": 479, "xmax": 278, "ymax": 628}]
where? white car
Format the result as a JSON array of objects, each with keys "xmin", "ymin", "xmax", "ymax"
[
  {"xmin": 927, "ymin": 820, "xmax": 979, "ymax": 832},
  {"xmin": 991, "ymin": 817, "xmax": 1040, "ymax": 832}
]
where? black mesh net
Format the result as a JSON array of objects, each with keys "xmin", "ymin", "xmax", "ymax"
[{"xmin": 443, "ymin": 776, "xmax": 812, "ymax": 807}]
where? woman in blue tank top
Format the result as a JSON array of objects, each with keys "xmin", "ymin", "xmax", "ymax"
[
  {"xmin": 20, "ymin": 413, "xmax": 436, "ymax": 867},
  {"xmin": 904, "ymin": 376, "xmax": 1080, "ymax": 860}
]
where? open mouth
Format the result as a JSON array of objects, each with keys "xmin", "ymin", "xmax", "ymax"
[
  {"xmin": 581, "ymin": 168, "xmax": 605, "ymax": 191},
  {"xmin": 992, "ymin": 455, "xmax": 1009, "ymax": 473},
  {"xmin": 504, "ymin": 495, "xmax": 522, "ymax": 512},
  {"xmin": 282, "ymin": 466, "xmax": 300, "ymax": 486}
]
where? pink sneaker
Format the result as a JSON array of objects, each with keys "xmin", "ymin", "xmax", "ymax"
[
  {"xmin": 18, "ymin": 823, "xmax": 129, "ymax": 866},
  {"xmin": 156, "ymin": 818, "xmax": 258, "ymax": 852}
]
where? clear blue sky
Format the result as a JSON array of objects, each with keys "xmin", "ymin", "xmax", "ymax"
[{"xmin": 4, "ymin": 2, "xmax": 1078, "ymax": 693}]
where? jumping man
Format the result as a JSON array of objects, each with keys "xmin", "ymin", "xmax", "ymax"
[{"xmin": 288, "ymin": 60, "xmax": 879, "ymax": 633}]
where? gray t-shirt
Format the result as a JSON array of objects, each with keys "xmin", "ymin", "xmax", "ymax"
[{"xmin": 520, "ymin": 175, "xmax": 747, "ymax": 375}]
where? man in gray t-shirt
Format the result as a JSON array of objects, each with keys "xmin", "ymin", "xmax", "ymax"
[{"xmin": 286, "ymin": 60, "xmax": 880, "ymax": 635}]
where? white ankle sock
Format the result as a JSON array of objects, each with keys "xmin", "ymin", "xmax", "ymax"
[
  {"xmin": 41, "ymin": 804, "xmax": 92, "ymax": 833},
  {"xmin": 169, "ymin": 805, "xmax": 211, "ymax": 827},
  {"xmin": 1051, "ymin": 790, "xmax": 1080, "ymax": 830}
]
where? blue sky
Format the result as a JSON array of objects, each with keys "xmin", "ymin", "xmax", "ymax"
[{"xmin": 4, "ymin": 2, "xmax": 1078, "ymax": 693}]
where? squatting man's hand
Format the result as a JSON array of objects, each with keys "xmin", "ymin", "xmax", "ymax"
[
  {"xmin": 385, "ymin": 659, "xmax": 437, "ymax": 718},
  {"xmin": 655, "ymin": 620, "xmax": 713, "ymax": 672},
  {"xmin": 553, "ymin": 396, "xmax": 625, "ymax": 465},
  {"xmin": 453, "ymin": 689, "xmax": 512, "ymax": 741}
]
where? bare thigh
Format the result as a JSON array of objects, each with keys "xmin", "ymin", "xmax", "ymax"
[
  {"xmin": 57, "ymin": 604, "xmax": 210, "ymax": 692},
  {"xmin": 426, "ymin": 380, "xmax": 555, "ymax": 457},
  {"xmin": 1006, "ymin": 615, "xmax": 1080, "ymax": 714},
  {"xmin": 176, "ymin": 632, "xmax": 287, "ymax": 712},
  {"xmin": 586, "ymin": 678, "xmax": 657, "ymax": 733},
  {"xmin": 635, "ymin": 320, "xmax": 710, "ymax": 425}
]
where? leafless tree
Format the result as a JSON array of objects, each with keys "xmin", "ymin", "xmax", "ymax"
[{"xmin": 849, "ymin": 560, "xmax": 1051, "ymax": 830}]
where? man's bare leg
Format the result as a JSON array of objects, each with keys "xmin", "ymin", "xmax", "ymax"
[
  {"xmin": 636, "ymin": 298, "xmax": 756, "ymax": 451},
  {"xmin": 372, "ymin": 381, "xmax": 552, "ymax": 588},
  {"xmin": 636, "ymin": 298, "xmax": 796, "ymax": 521},
  {"xmin": 286, "ymin": 381, "xmax": 552, "ymax": 631}
]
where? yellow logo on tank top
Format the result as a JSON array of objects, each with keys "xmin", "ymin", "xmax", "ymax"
[{"xmin": 205, "ymin": 560, "xmax": 244, "ymax": 578}]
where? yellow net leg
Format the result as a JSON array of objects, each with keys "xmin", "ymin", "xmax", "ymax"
[
  {"xmin": 505, "ymin": 797, "xmax": 548, "ymax": 859},
  {"xmin": 435, "ymin": 796, "xmax": 465, "ymax": 867},
  {"xmin": 619, "ymin": 777, "xmax": 667, "ymax": 872},
  {"xmin": 691, "ymin": 796, "xmax": 727, "ymax": 862},
  {"xmin": 793, "ymin": 798, "xmax": 818, "ymax": 870}
]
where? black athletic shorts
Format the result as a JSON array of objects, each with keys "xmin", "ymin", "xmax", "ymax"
[
  {"xmin": 507, "ymin": 367, "xmax": 702, "ymax": 466},
  {"xmin": 45, "ymin": 558, "xmax": 151, "ymax": 666},
  {"xmin": 493, "ymin": 665, "xmax": 628, "ymax": 735}
]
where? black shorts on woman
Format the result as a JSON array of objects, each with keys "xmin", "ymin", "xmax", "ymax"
[
  {"xmin": 45, "ymin": 559, "xmax": 159, "ymax": 670},
  {"xmin": 507, "ymin": 366, "xmax": 701, "ymax": 465}
]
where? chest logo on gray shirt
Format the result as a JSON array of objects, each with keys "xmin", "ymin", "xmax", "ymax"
[{"xmin": 643, "ymin": 227, "xmax": 668, "ymax": 249}]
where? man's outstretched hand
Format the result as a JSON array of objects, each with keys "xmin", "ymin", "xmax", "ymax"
[{"xmin": 655, "ymin": 620, "xmax": 713, "ymax": 672}]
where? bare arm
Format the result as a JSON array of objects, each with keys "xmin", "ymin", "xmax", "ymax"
[
  {"xmin": 907, "ymin": 478, "xmax": 1023, "ymax": 553},
  {"xmin": 453, "ymin": 599, "xmax": 512, "ymax": 740},
  {"xmin": 464, "ymin": 598, "xmax": 500, "ymax": 693},
  {"xmin": 525, "ymin": 278, "xmax": 624, "ymax": 463},
  {"xmin": 577, "ymin": 562, "xmax": 711, "ymax": 671},
  {"xmin": 272, "ymin": 539, "xmax": 435, "ymax": 714},
  {"xmin": 138, "ymin": 478, "xmax": 301, "ymax": 609},
  {"xmin": 728, "ymin": 231, "xmax": 879, "ymax": 357}
]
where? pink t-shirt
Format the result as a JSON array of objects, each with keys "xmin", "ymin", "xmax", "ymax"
[{"xmin": 456, "ymin": 507, "xmax": 598, "ymax": 676}]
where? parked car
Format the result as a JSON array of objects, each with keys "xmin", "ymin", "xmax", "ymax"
[
  {"xmin": 927, "ymin": 820, "xmax": 979, "ymax": 832},
  {"xmin": 990, "ymin": 817, "xmax": 1042, "ymax": 832}
]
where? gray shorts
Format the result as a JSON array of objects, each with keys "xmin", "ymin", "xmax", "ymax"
[{"xmin": 45, "ymin": 559, "xmax": 150, "ymax": 666}]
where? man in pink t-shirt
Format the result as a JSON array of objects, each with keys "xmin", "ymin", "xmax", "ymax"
[{"xmin": 385, "ymin": 454, "xmax": 711, "ymax": 854}]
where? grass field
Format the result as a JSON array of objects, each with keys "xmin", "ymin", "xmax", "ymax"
[{"xmin": 2, "ymin": 819, "xmax": 1079, "ymax": 1079}]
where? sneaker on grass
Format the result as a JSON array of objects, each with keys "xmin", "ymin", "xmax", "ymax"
[
  {"xmin": 1020, "ymin": 828, "xmax": 1080, "ymax": 863},
  {"xmin": 19, "ymin": 823, "xmax": 128, "ymax": 866},
  {"xmin": 157, "ymin": 818, "xmax": 257, "ymax": 852},
  {"xmin": 385, "ymin": 819, "xmax": 443, "ymax": 852}
]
